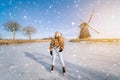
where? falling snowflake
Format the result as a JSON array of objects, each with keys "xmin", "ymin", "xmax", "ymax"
[
  {"xmin": 18, "ymin": 73, "xmax": 22, "ymax": 77},
  {"xmin": 1, "ymin": 3, "xmax": 5, "ymax": 6},
  {"xmin": 33, "ymin": 2, "xmax": 36, "ymax": 5},
  {"xmin": 23, "ymin": 16, "xmax": 27, "ymax": 19},
  {"xmin": 76, "ymin": 70, "xmax": 79, "ymax": 73},
  {"xmin": 19, "ymin": 1, "xmax": 22, "ymax": 4},
  {"xmin": 9, "ymin": 12, "xmax": 12, "ymax": 16},
  {"xmin": 8, "ymin": 0, "xmax": 12, "ymax": 5},
  {"xmin": 57, "ymin": 16, "xmax": 60, "ymax": 19},
  {"xmin": 49, "ymin": 4, "xmax": 53, "ymax": 9},
  {"xmin": 27, "ymin": 1, "xmax": 30, "ymax": 4},
  {"xmin": 89, "ymin": 3, "xmax": 93, "ymax": 7},
  {"xmin": 78, "ymin": 75, "xmax": 81, "ymax": 79},
  {"xmin": 50, "ymin": 28, "xmax": 53, "ymax": 31},
  {"xmin": 14, "ymin": 6, "xmax": 18, "ymax": 9},
  {"xmin": 113, "ymin": 63, "xmax": 117, "ymax": 66},
  {"xmin": 75, "ymin": 4, "xmax": 79, "ymax": 7},
  {"xmin": 67, "ymin": 5, "xmax": 70, "ymax": 8},
  {"xmin": 38, "ymin": 20, "xmax": 42, "ymax": 24},
  {"xmin": 72, "ymin": 22, "xmax": 75, "ymax": 25},
  {"xmin": 106, "ymin": 73, "xmax": 109, "ymax": 76},
  {"xmin": 34, "ymin": 19, "xmax": 38, "ymax": 22},
  {"xmin": 9, "ymin": 65, "xmax": 16, "ymax": 70},
  {"xmin": 73, "ymin": 54, "xmax": 76, "ymax": 57},
  {"xmin": 74, "ymin": 0, "xmax": 77, "ymax": 4},
  {"xmin": 8, "ymin": 12, "xmax": 14, "ymax": 19},
  {"xmin": 111, "ymin": 15, "xmax": 116, "ymax": 20}
]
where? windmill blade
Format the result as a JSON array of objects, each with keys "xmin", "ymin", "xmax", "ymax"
[
  {"xmin": 89, "ymin": 26, "xmax": 100, "ymax": 34},
  {"xmin": 88, "ymin": 10, "xmax": 94, "ymax": 23},
  {"xmin": 80, "ymin": 19, "xmax": 84, "ymax": 23}
]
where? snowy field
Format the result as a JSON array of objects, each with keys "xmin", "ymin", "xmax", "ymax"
[{"xmin": 0, "ymin": 41, "xmax": 120, "ymax": 80}]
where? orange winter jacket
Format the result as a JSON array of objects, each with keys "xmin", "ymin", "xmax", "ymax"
[{"xmin": 49, "ymin": 37, "xmax": 64, "ymax": 51}]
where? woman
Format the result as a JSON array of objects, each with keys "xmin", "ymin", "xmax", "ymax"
[{"xmin": 49, "ymin": 31, "xmax": 66, "ymax": 75}]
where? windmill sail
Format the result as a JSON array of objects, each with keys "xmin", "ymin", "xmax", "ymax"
[
  {"xmin": 89, "ymin": 26, "xmax": 100, "ymax": 34},
  {"xmin": 88, "ymin": 10, "xmax": 94, "ymax": 23}
]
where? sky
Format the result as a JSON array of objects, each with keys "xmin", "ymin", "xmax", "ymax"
[{"xmin": 1, "ymin": 0, "xmax": 120, "ymax": 39}]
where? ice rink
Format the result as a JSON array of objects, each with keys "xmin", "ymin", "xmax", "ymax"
[{"xmin": 0, "ymin": 41, "xmax": 120, "ymax": 80}]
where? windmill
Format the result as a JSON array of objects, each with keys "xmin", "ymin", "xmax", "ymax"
[{"xmin": 79, "ymin": 10, "xmax": 100, "ymax": 39}]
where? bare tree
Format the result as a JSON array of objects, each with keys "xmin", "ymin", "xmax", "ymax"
[
  {"xmin": 3, "ymin": 20, "xmax": 21, "ymax": 40},
  {"xmin": 23, "ymin": 26, "xmax": 36, "ymax": 40},
  {"xmin": 0, "ymin": 33, "xmax": 2, "ymax": 40}
]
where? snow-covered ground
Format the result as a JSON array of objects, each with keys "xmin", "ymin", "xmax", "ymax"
[{"xmin": 0, "ymin": 41, "xmax": 120, "ymax": 80}]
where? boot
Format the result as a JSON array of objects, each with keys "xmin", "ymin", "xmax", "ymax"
[
  {"xmin": 50, "ymin": 65, "xmax": 54, "ymax": 72},
  {"xmin": 62, "ymin": 66, "xmax": 66, "ymax": 74}
]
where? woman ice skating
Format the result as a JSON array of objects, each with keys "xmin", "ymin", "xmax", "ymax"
[{"xmin": 49, "ymin": 31, "xmax": 66, "ymax": 75}]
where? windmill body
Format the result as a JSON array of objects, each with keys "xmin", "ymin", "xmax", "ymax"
[{"xmin": 79, "ymin": 23, "xmax": 91, "ymax": 39}]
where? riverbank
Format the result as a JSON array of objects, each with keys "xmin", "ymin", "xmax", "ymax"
[{"xmin": 0, "ymin": 39, "xmax": 50, "ymax": 45}]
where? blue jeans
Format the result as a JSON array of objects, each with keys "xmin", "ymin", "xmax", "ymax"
[{"xmin": 52, "ymin": 47, "xmax": 65, "ymax": 67}]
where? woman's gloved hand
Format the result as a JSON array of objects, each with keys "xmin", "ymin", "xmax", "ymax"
[
  {"xmin": 59, "ymin": 49, "xmax": 63, "ymax": 52},
  {"xmin": 50, "ymin": 51, "xmax": 53, "ymax": 56}
]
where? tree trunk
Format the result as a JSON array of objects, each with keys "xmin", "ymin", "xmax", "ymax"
[
  {"xmin": 13, "ymin": 31, "xmax": 16, "ymax": 40},
  {"xmin": 29, "ymin": 34, "xmax": 31, "ymax": 40}
]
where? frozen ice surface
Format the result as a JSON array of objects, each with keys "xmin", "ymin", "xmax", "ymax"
[{"xmin": 0, "ymin": 41, "xmax": 120, "ymax": 80}]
